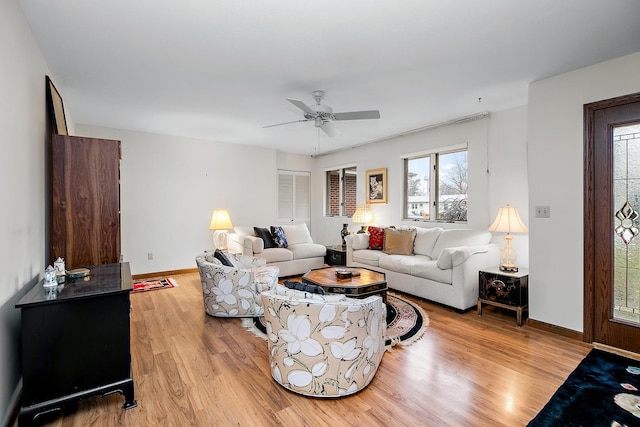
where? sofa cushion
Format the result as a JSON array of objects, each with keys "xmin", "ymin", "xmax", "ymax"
[
  {"xmin": 413, "ymin": 227, "xmax": 443, "ymax": 257},
  {"xmin": 288, "ymin": 243, "xmax": 326, "ymax": 260},
  {"xmin": 228, "ymin": 253, "xmax": 267, "ymax": 269},
  {"xmin": 282, "ymin": 223, "xmax": 313, "ymax": 245},
  {"xmin": 368, "ymin": 226, "xmax": 385, "ymax": 250},
  {"xmin": 436, "ymin": 245, "xmax": 490, "ymax": 269},
  {"xmin": 268, "ymin": 283, "xmax": 347, "ymax": 303},
  {"xmin": 271, "ymin": 226, "xmax": 288, "ymax": 248},
  {"xmin": 259, "ymin": 248, "xmax": 294, "ymax": 263},
  {"xmin": 284, "ymin": 280, "xmax": 325, "ymax": 294},
  {"xmin": 383, "ymin": 228, "xmax": 416, "ymax": 255},
  {"xmin": 410, "ymin": 260, "xmax": 452, "ymax": 283},
  {"xmin": 430, "ymin": 229, "xmax": 492, "ymax": 259},
  {"xmin": 214, "ymin": 249, "xmax": 234, "ymax": 266},
  {"xmin": 352, "ymin": 249, "xmax": 387, "ymax": 267},
  {"xmin": 254, "ymin": 227, "xmax": 276, "ymax": 249},
  {"xmin": 234, "ymin": 226, "xmax": 256, "ymax": 236},
  {"xmin": 379, "ymin": 254, "xmax": 429, "ymax": 274},
  {"xmin": 347, "ymin": 233, "xmax": 369, "ymax": 250}
]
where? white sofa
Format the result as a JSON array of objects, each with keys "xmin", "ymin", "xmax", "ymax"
[
  {"xmin": 345, "ymin": 227, "xmax": 499, "ymax": 311},
  {"xmin": 228, "ymin": 223, "xmax": 326, "ymax": 277}
]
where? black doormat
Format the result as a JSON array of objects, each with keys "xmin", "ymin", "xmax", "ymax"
[{"xmin": 528, "ymin": 348, "xmax": 640, "ymax": 426}]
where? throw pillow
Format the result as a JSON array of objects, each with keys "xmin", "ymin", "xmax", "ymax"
[
  {"xmin": 213, "ymin": 249, "xmax": 234, "ymax": 267},
  {"xmin": 254, "ymin": 227, "xmax": 276, "ymax": 249},
  {"xmin": 270, "ymin": 226, "xmax": 288, "ymax": 248},
  {"xmin": 283, "ymin": 280, "xmax": 325, "ymax": 295},
  {"xmin": 368, "ymin": 226, "xmax": 385, "ymax": 250},
  {"xmin": 383, "ymin": 228, "xmax": 417, "ymax": 255}
]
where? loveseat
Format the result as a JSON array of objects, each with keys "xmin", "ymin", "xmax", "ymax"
[
  {"xmin": 345, "ymin": 227, "xmax": 499, "ymax": 311},
  {"xmin": 227, "ymin": 223, "xmax": 326, "ymax": 277}
]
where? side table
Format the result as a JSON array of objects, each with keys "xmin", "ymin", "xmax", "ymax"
[
  {"xmin": 477, "ymin": 267, "xmax": 529, "ymax": 327},
  {"xmin": 325, "ymin": 245, "xmax": 347, "ymax": 266}
]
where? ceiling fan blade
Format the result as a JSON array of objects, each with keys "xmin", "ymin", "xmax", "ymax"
[
  {"xmin": 263, "ymin": 119, "xmax": 309, "ymax": 128},
  {"xmin": 332, "ymin": 110, "xmax": 381, "ymax": 121},
  {"xmin": 286, "ymin": 98, "xmax": 316, "ymax": 115},
  {"xmin": 320, "ymin": 121, "xmax": 340, "ymax": 137}
]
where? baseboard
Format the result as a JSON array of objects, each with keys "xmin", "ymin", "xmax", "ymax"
[
  {"xmin": 132, "ymin": 267, "xmax": 198, "ymax": 281},
  {"xmin": 527, "ymin": 318, "xmax": 583, "ymax": 341}
]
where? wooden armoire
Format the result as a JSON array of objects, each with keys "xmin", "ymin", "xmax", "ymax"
[{"xmin": 51, "ymin": 134, "xmax": 121, "ymax": 268}]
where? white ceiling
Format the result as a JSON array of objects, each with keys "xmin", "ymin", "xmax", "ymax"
[{"xmin": 18, "ymin": 0, "xmax": 640, "ymax": 156}]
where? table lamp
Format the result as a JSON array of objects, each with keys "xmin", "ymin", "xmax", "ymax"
[
  {"xmin": 352, "ymin": 204, "xmax": 373, "ymax": 233},
  {"xmin": 488, "ymin": 204, "xmax": 528, "ymax": 272},
  {"xmin": 209, "ymin": 209, "xmax": 233, "ymax": 250}
]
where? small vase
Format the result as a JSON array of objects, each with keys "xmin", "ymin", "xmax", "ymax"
[{"xmin": 340, "ymin": 224, "xmax": 350, "ymax": 247}]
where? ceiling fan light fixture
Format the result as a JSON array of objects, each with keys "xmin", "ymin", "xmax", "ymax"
[{"xmin": 265, "ymin": 90, "xmax": 381, "ymax": 137}]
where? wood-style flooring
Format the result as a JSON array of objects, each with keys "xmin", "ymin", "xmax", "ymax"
[{"xmin": 32, "ymin": 271, "xmax": 592, "ymax": 426}]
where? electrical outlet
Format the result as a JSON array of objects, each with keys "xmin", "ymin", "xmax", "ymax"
[
  {"xmin": 535, "ymin": 205, "xmax": 550, "ymax": 218},
  {"xmin": 147, "ymin": 252, "xmax": 153, "ymax": 260}
]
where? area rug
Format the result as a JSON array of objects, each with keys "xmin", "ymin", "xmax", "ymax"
[
  {"xmin": 132, "ymin": 277, "xmax": 178, "ymax": 292},
  {"xmin": 528, "ymin": 349, "xmax": 640, "ymax": 426},
  {"xmin": 242, "ymin": 292, "xmax": 428, "ymax": 350}
]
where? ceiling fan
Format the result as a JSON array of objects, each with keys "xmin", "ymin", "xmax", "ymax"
[{"xmin": 264, "ymin": 90, "xmax": 381, "ymax": 137}]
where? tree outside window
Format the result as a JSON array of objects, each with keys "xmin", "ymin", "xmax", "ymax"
[{"xmin": 404, "ymin": 148, "xmax": 467, "ymax": 222}]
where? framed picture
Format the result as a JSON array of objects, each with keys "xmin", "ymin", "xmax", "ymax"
[
  {"xmin": 366, "ymin": 168, "xmax": 387, "ymax": 204},
  {"xmin": 46, "ymin": 76, "xmax": 68, "ymax": 135}
]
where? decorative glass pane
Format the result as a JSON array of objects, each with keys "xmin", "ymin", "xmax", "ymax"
[{"xmin": 612, "ymin": 123, "xmax": 640, "ymax": 323}]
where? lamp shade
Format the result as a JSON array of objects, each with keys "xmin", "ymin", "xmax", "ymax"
[
  {"xmin": 488, "ymin": 205, "xmax": 528, "ymax": 234},
  {"xmin": 352, "ymin": 204, "xmax": 373, "ymax": 224},
  {"xmin": 209, "ymin": 209, "xmax": 233, "ymax": 230}
]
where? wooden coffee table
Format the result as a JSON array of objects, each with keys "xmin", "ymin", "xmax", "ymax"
[{"xmin": 302, "ymin": 267, "xmax": 387, "ymax": 304}]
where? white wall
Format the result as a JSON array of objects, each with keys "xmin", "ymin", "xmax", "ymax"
[
  {"xmin": 311, "ymin": 108, "xmax": 530, "ymax": 267},
  {"xmin": 0, "ymin": 0, "xmax": 51, "ymax": 424},
  {"xmin": 76, "ymin": 125, "xmax": 281, "ymax": 275},
  {"xmin": 528, "ymin": 51, "xmax": 640, "ymax": 332}
]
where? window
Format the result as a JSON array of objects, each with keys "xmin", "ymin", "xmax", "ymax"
[
  {"xmin": 326, "ymin": 166, "xmax": 357, "ymax": 217},
  {"xmin": 404, "ymin": 147, "xmax": 468, "ymax": 222}
]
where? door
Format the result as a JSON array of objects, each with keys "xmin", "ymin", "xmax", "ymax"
[{"xmin": 585, "ymin": 93, "xmax": 640, "ymax": 353}]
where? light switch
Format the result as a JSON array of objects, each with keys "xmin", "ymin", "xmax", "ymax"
[{"xmin": 535, "ymin": 206, "xmax": 550, "ymax": 218}]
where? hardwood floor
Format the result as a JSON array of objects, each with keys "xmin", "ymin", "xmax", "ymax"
[{"xmin": 34, "ymin": 271, "xmax": 592, "ymax": 426}]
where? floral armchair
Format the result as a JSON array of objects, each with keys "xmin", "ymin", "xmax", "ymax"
[
  {"xmin": 260, "ymin": 285, "xmax": 386, "ymax": 397},
  {"xmin": 196, "ymin": 253, "xmax": 279, "ymax": 317}
]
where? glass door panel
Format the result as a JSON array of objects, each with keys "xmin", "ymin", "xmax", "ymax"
[{"xmin": 613, "ymin": 123, "xmax": 640, "ymax": 324}]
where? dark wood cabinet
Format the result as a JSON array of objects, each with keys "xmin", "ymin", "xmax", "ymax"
[
  {"xmin": 477, "ymin": 268, "xmax": 529, "ymax": 327},
  {"xmin": 325, "ymin": 245, "xmax": 347, "ymax": 266},
  {"xmin": 15, "ymin": 263, "xmax": 136, "ymax": 426},
  {"xmin": 51, "ymin": 135, "xmax": 121, "ymax": 268}
]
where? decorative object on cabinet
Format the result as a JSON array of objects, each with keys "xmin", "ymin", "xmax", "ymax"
[
  {"xmin": 477, "ymin": 268, "xmax": 529, "ymax": 327},
  {"xmin": 488, "ymin": 204, "xmax": 528, "ymax": 272},
  {"xmin": 45, "ymin": 76, "xmax": 68, "ymax": 135},
  {"xmin": 51, "ymin": 135, "xmax": 121, "ymax": 268},
  {"xmin": 15, "ymin": 263, "xmax": 136, "ymax": 426},
  {"xmin": 340, "ymin": 223, "xmax": 350, "ymax": 247},
  {"xmin": 209, "ymin": 209, "xmax": 234, "ymax": 250},
  {"xmin": 366, "ymin": 168, "xmax": 387, "ymax": 204},
  {"xmin": 352, "ymin": 204, "xmax": 373, "ymax": 233}
]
